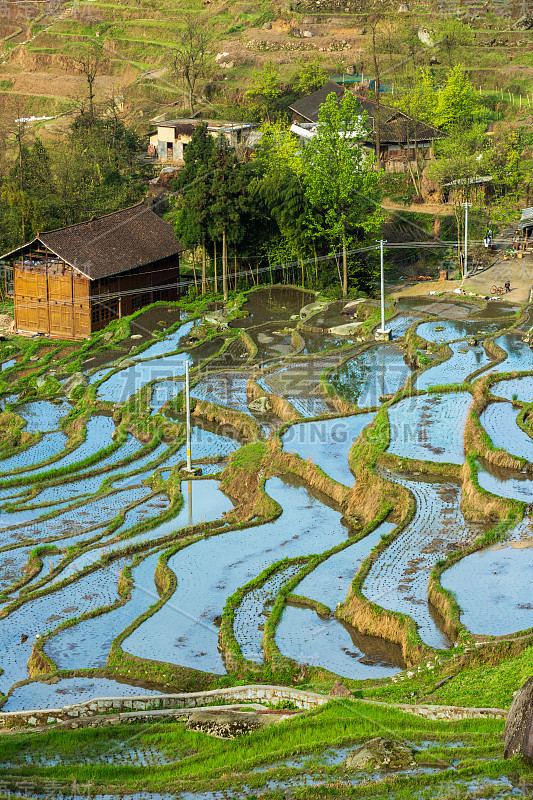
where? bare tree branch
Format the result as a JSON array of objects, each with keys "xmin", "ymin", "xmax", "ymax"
[{"xmin": 172, "ymin": 15, "xmax": 212, "ymax": 116}]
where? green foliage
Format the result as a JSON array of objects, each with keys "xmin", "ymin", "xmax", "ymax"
[
  {"xmin": 294, "ymin": 60, "xmax": 326, "ymax": 96},
  {"xmin": 302, "ymin": 92, "xmax": 384, "ymax": 295},
  {"xmin": 0, "ymin": 113, "xmax": 149, "ymax": 250},
  {"xmin": 434, "ymin": 18, "xmax": 474, "ymax": 66},
  {"xmin": 245, "ymin": 61, "xmax": 282, "ymax": 122},
  {"xmin": 396, "ymin": 67, "xmax": 479, "ymax": 131}
]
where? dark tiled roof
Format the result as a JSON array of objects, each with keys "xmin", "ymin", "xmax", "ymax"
[
  {"xmin": 289, "ymin": 81, "xmax": 345, "ymax": 122},
  {"xmin": 3, "ymin": 203, "xmax": 183, "ymax": 281},
  {"xmin": 290, "ymin": 83, "xmax": 447, "ymax": 144},
  {"xmin": 356, "ymin": 97, "xmax": 447, "ymax": 144},
  {"xmin": 157, "ymin": 120, "xmax": 198, "ymax": 136}
]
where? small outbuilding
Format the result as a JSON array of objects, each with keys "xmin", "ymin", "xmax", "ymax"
[
  {"xmin": 1, "ymin": 202, "xmax": 183, "ymax": 340},
  {"xmin": 148, "ymin": 119, "xmax": 257, "ymax": 163}
]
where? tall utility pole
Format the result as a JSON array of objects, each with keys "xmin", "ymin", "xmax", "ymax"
[
  {"xmin": 185, "ymin": 359, "xmax": 192, "ymax": 472},
  {"xmin": 375, "ymin": 239, "xmax": 391, "ymax": 341},
  {"xmin": 462, "ymin": 202, "xmax": 471, "ymax": 278}
]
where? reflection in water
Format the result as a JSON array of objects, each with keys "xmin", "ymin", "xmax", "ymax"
[
  {"xmin": 331, "ymin": 346, "xmax": 410, "ymax": 408},
  {"xmin": 480, "ymin": 402, "xmax": 533, "ymax": 462},
  {"xmin": 282, "ymin": 414, "xmax": 375, "ymax": 486},
  {"xmin": 416, "ymin": 341, "xmax": 491, "ymax": 390},
  {"xmin": 388, "ymin": 393, "xmax": 470, "ymax": 464},
  {"xmin": 442, "ymin": 537, "xmax": 533, "ymax": 636},
  {"xmin": 123, "ymin": 477, "xmax": 353, "ymax": 674},
  {"xmin": 276, "ymin": 605, "xmax": 401, "ymax": 678}
]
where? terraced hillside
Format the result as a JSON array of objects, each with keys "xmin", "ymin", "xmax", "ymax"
[
  {"xmin": 2, "ymin": 0, "xmax": 533, "ymax": 130},
  {"xmin": 0, "ymin": 283, "xmax": 531, "ymax": 796}
]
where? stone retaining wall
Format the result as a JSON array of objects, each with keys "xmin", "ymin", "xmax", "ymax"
[
  {"xmin": 368, "ymin": 700, "xmax": 507, "ymax": 722},
  {"xmin": 0, "ymin": 684, "xmax": 508, "ymax": 730},
  {"xmin": 0, "ymin": 685, "xmax": 327, "ymax": 729}
]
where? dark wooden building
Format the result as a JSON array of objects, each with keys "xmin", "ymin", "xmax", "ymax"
[{"xmin": 1, "ymin": 203, "xmax": 183, "ymax": 340}]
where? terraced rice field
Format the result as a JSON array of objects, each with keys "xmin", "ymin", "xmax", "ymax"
[{"xmin": 0, "ymin": 287, "xmax": 531, "ymax": 723}]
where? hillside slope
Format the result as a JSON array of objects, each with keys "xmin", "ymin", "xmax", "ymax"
[{"xmin": 1, "ymin": 0, "xmax": 533, "ymax": 133}]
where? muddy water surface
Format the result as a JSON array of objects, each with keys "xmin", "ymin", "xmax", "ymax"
[{"xmin": 230, "ymin": 287, "xmax": 313, "ymax": 329}]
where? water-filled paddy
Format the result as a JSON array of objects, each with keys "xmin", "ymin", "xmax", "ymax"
[
  {"xmin": 331, "ymin": 345, "xmax": 411, "ymax": 407},
  {"xmin": 17, "ymin": 399, "xmax": 70, "ymax": 432},
  {"xmin": 151, "ymin": 380, "xmax": 183, "ymax": 408},
  {"xmin": 480, "ymin": 402, "xmax": 533, "ymax": 462},
  {"xmin": 3, "ymin": 677, "xmax": 162, "ymax": 712},
  {"xmin": 2, "ymin": 283, "xmax": 531, "ymax": 701},
  {"xmin": 292, "ymin": 521, "xmax": 396, "ymax": 610},
  {"xmin": 491, "ymin": 375, "xmax": 533, "ymax": 403},
  {"xmin": 388, "ymin": 392, "xmax": 470, "ymax": 464},
  {"xmin": 387, "ymin": 314, "xmax": 418, "ymax": 338},
  {"xmin": 134, "ymin": 320, "xmax": 195, "ymax": 360},
  {"xmin": 416, "ymin": 341, "xmax": 491, "ymax": 390},
  {"xmin": 364, "ymin": 473, "xmax": 480, "ymax": 648},
  {"xmin": 416, "ymin": 320, "xmax": 504, "ymax": 343},
  {"xmin": 0, "ymin": 556, "xmax": 130, "ymax": 691},
  {"xmin": 123, "ymin": 477, "xmax": 352, "ymax": 673},
  {"xmin": 230, "ymin": 286, "xmax": 313, "ymax": 329},
  {"xmin": 471, "ymin": 302, "xmax": 519, "ymax": 320},
  {"xmin": 45, "ymin": 550, "xmax": 162, "ymax": 669},
  {"xmin": 276, "ymin": 604, "xmax": 400, "ymax": 678},
  {"xmin": 0, "ymin": 431, "xmax": 67, "ymax": 474},
  {"xmin": 97, "ymin": 356, "xmax": 190, "ymax": 403},
  {"xmin": 492, "ymin": 334, "xmax": 533, "ymax": 373},
  {"xmin": 191, "ymin": 372, "xmax": 249, "ymax": 414},
  {"xmin": 282, "ymin": 413, "xmax": 375, "ymax": 486},
  {"xmin": 477, "ymin": 463, "xmax": 533, "ymax": 503},
  {"xmin": 233, "ymin": 564, "xmax": 301, "ymax": 662},
  {"xmin": 442, "ymin": 540, "xmax": 533, "ymax": 636},
  {"xmin": 259, "ymin": 360, "xmax": 338, "ymax": 416}
]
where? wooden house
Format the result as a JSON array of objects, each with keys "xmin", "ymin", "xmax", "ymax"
[
  {"xmin": 289, "ymin": 82, "xmax": 447, "ymax": 172},
  {"xmin": 1, "ymin": 203, "xmax": 183, "ymax": 340}
]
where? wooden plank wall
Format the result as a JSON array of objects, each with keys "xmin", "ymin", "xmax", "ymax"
[
  {"xmin": 14, "ymin": 253, "xmax": 180, "ymax": 339},
  {"xmin": 14, "ymin": 267, "xmax": 91, "ymax": 339}
]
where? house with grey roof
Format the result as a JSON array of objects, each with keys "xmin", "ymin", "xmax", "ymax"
[{"xmin": 289, "ymin": 81, "xmax": 447, "ymax": 172}]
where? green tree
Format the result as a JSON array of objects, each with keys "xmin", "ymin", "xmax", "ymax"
[
  {"xmin": 302, "ymin": 92, "xmax": 383, "ymax": 297},
  {"xmin": 434, "ymin": 18, "xmax": 473, "ymax": 67},
  {"xmin": 396, "ymin": 67, "xmax": 478, "ymax": 131},
  {"xmin": 294, "ymin": 60, "xmax": 326, "ymax": 96},
  {"xmin": 171, "ymin": 124, "xmax": 217, "ymax": 294},
  {"xmin": 435, "ymin": 66, "xmax": 478, "ymax": 130},
  {"xmin": 209, "ymin": 142, "xmax": 250, "ymax": 301},
  {"xmin": 254, "ymin": 123, "xmax": 313, "ymax": 285},
  {"xmin": 245, "ymin": 61, "xmax": 282, "ymax": 122}
]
